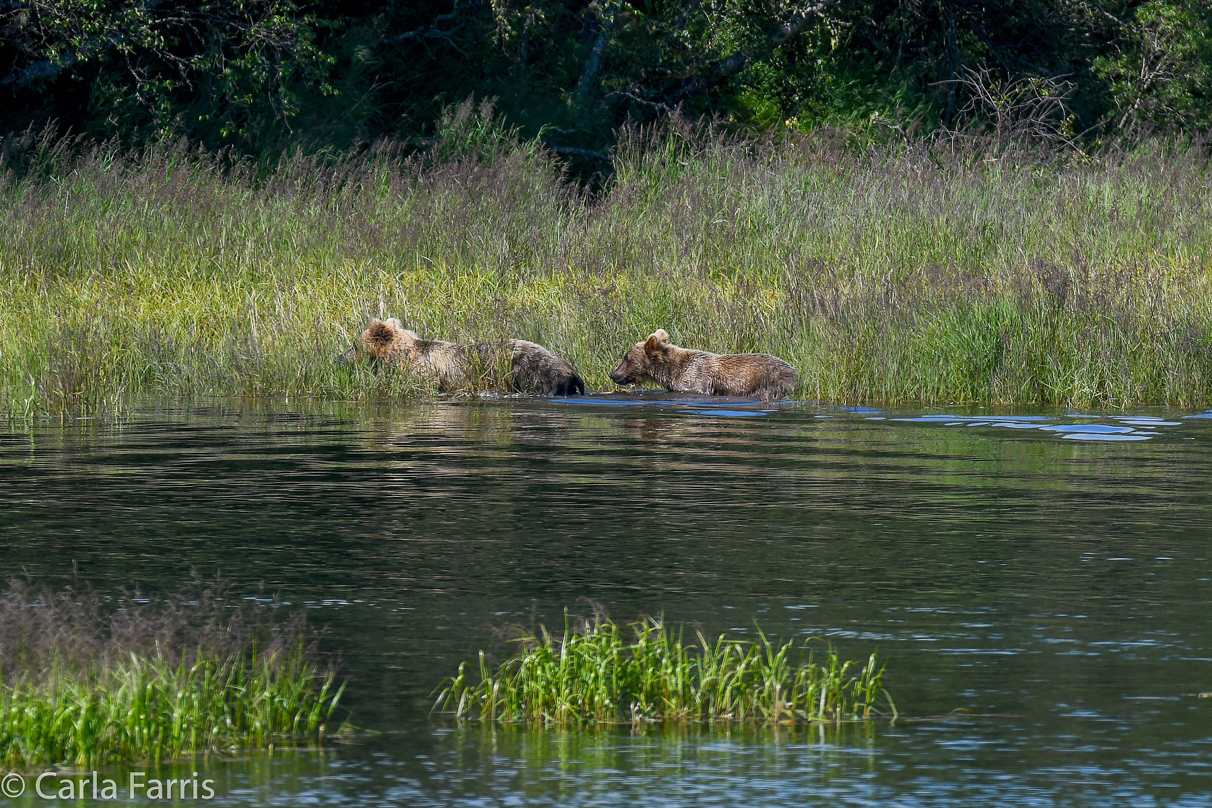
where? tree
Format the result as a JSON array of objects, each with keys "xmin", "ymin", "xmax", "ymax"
[
  {"xmin": 1, "ymin": 0, "xmax": 335, "ymax": 148},
  {"xmin": 1093, "ymin": 0, "xmax": 1212, "ymax": 137}
]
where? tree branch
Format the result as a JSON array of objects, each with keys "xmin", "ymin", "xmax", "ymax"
[
  {"xmin": 770, "ymin": 1, "xmax": 833, "ymax": 47},
  {"xmin": 661, "ymin": 0, "xmax": 839, "ymax": 106},
  {"xmin": 378, "ymin": 2, "xmax": 464, "ymax": 46},
  {"xmin": 2, "ymin": 0, "xmax": 167, "ymax": 90},
  {"xmin": 600, "ymin": 89, "xmax": 671, "ymax": 114},
  {"xmin": 2, "ymin": 54, "xmax": 82, "ymax": 89},
  {"xmin": 1085, "ymin": 0, "xmax": 1136, "ymax": 31},
  {"xmin": 575, "ymin": 2, "xmax": 620, "ymax": 101}
]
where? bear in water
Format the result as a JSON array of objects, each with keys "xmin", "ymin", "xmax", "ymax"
[
  {"xmin": 608, "ymin": 329, "xmax": 797, "ymax": 398},
  {"xmin": 343, "ymin": 318, "xmax": 585, "ymax": 396}
]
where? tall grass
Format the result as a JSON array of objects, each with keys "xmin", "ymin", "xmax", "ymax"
[
  {"xmin": 0, "ymin": 576, "xmax": 345, "ymax": 768},
  {"xmin": 4, "ymin": 116, "xmax": 1212, "ymax": 415},
  {"xmin": 434, "ymin": 614, "xmax": 896, "ymax": 726}
]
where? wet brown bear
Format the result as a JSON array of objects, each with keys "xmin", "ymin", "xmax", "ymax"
[
  {"xmin": 343, "ymin": 318, "xmax": 585, "ymax": 396},
  {"xmin": 608, "ymin": 329, "xmax": 797, "ymax": 398}
]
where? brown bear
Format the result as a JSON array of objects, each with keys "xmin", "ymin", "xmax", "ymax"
[
  {"xmin": 343, "ymin": 318, "xmax": 585, "ymax": 396},
  {"xmin": 608, "ymin": 329, "xmax": 797, "ymax": 398}
]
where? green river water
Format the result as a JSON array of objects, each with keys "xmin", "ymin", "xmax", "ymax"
[{"xmin": 2, "ymin": 395, "xmax": 1211, "ymax": 806}]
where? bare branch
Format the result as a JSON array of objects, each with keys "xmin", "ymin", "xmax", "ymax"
[
  {"xmin": 379, "ymin": 2, "xmax": 464, "ymax": 47},
  {"xmin": 938, "ymin": 66, "xmax": 1078, "ymax": 151},
  {"xmin": 1084, "ymin": 0, "xmax": 1136, "ymax": 30},
  {"xmin": 771, "ymin": 1, "xmax": 836, "ymax": 47},
  {"xmin": 600, "ymin": 89, "xmax": 671, "ymax": 114}
]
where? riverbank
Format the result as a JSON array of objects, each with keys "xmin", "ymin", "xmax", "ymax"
[{"xmin": 3, "ymin": 127, "xmax": 1212, "ymax": 416}]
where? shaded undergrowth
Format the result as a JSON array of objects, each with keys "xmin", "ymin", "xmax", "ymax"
[
  {"xmin": 435, "ymin": 613, "xmax": 896, "ymax": 727},
  {"xmin": 0, "ymin": 575, "xmax": 345, "ymax": 769},
  {"xmin": 4, "ymin": 120, "xmax": 1212, "ymax": 415}
]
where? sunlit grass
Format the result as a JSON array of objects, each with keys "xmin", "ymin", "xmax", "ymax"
[
  {"xmin": 434, "ymin": 614, "xmax": 896, "ymax": 726},
  {"xmin": 0, "ymin": 646, "xmax": 344, "ymax": 769},
  {"xmin": 3, "ymin": 122, "xmax": 1212, "ymax": 415},
  {"xmin": 0, "ymin": 577, "xmax": 345, "ymax": 768}
]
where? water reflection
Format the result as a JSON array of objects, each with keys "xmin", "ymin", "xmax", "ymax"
[{"xmin": 2, "ymin": 400, "xmax": 1212, "ymax": 806}]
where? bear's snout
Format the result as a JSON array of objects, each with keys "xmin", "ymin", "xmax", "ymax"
[{"xmin": 609, "ymin": 361, "xmax": 633, "ymax": 384}]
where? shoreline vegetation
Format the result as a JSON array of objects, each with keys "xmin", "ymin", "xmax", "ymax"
[
  {"xmin": 4, "ymin": 115, "xmax": 1212, "ymax": 417},
  {"xmin": 435, "ymin": 613, "xmax": 896, "ymax": 726},
  {"xmin": 0, "ymin": 577, "xmax": 345, "ymax": 769}
]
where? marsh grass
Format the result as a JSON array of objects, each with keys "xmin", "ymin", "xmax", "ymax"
[
  {"xmin": 4, "ymin": 117, "xmax": 1212, "ymax": 416},
  {"xmin": 0, "ymin": 575, "xmax": 345, "ymax": 768},
  {"xmin": 434, "ymin": 613, "xmax": 896, "ymax": 727}
]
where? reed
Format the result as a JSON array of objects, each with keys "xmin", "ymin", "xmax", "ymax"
[
  {"xmin": 434, "ymin": 614, "xmax": 896, "ymax": 726},
  {"xmin": 4, "ymin": 117, "xmax": 1212, "ymax": 415},
  {"xmin": 0, "ymin": 577, "xmax": 345, "ymax": 768}
]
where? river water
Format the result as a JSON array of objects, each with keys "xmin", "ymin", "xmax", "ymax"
[{"xmin": 2, "ymin": 396, "xmax": 1211, "ymax": 806}]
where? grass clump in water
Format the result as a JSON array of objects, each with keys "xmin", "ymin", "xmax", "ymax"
[
  {"xmin": 0, "ymin": 575, "xmax": 345, "ymax": 769},
  {"xmin": 436, "ymin": 613, "xmax": 896, "ymax": 726}
]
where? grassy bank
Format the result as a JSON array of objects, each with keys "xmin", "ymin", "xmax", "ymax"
[
  {"xmin": 3, "ymin": 122, "xmax": 1212, "ymax": 415},
  {"xmin": 0, "ymin": 577, "xmax": 344, "ymax": 768},
  {"xmin": 435, "ymin": 614, "xmax": 895, "ymax": 726}
]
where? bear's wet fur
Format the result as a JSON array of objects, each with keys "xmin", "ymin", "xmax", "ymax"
[
  {"xmin": 608, "ymin": 328, "xmax": 797, "ymax": 398},
  {"xmin": 343, "ymin": 318, "xmax": 585, "ymax": 396}
]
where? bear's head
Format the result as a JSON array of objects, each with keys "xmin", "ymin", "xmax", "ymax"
[
  {"xmin": 609, "ymin": 328, "xmax": 671, "ymax": 386},
  {"xmin": 339, "ymin": 317, "xmax": 420, "ymax": 364}
]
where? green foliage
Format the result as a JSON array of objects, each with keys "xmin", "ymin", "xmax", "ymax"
[
  {"xmin": 0, "ymin": 647, "xmax": 345, "ymax": 768},
  {"xmin": 431, "ymin": 96, "xmax": 522, "ymax": 164},
  {"xmin": 435, "ymin": 613, "xmax": 896, "ymax": 726},
  {"xmin": 4, "ymin": 0, "xmax": 1212, "ymax": 152},
  {"xmin": 1093, "ymin": 1, "xmax": 1212, "ymax": 136},
  {"xmin": 731, "ymin": 14, "xmax": 923, "ymax": 133},
  {"xmin": 2, "ymin": 0, "xmax": 335, "ymax": 149}
]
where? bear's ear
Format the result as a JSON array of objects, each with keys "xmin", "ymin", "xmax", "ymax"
[
  {"xmin": 368, "ymin": 320, "xmax": 395, "ymax": 346},
  {"xmin": 644, "ymin": 329, "xmax": 670, "ymax": 352},
  {"xmin": 385, "ymin": 317, "xmax": 404, "ymax": 331}
]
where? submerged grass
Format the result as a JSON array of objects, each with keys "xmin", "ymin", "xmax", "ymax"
[
  {"xmin": 4, "ymin": 120, "xmax": 1212, "ymax": 415},
  {"xmin": 0, "ymin": 576, "xmax": 345, "ymax": 768},
  {"xmin": 435, "ymin": 614, "xmax": 896, "ymax": 726}
]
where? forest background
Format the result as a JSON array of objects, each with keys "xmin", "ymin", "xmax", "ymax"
[{"xmin": 3, "ymin": 0, "xmax": 1211, "ymax": 157}]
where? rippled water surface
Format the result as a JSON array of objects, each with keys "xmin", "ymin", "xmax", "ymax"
[{"xmin": 3, "ymin": 396, "xmax": 1212, "ymax": 806}]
